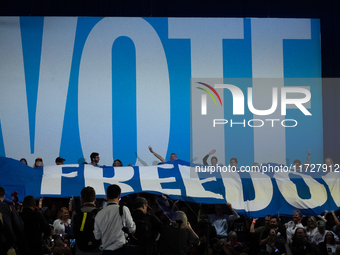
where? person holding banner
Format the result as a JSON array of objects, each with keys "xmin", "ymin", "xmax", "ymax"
[
  {"xmin": 148, "ymin": 146, "xmax": 177, "ymax": 163},
  {"xmin": 113, "ymin": 159, "xmax": 123, "ymax": 167},
  {"xmin": 229, "ymin": 158, "xmax": 238, "ymax": 168},
  {"xmin": 324, "ymin": 158, "xmax": 335, "ymax": 172},
  {"xmin": 208, "ymin": 203, "xmax": 239, "ymax": 243},
  {"xmin": 293, "ymin": 149, "xmax": 311, "ymax": 170},
  {"xmin": 90, "ymin": 152, "xmax": 101, "ymax": 167},
  {"xmin": 34, "ymin": 157, "xmax": 44, "ymax": 168},
  {"xmin": 202, "ymin": 149, "xmax": 218, "ymax": 166}
]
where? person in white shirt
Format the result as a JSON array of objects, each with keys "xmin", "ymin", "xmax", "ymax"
[
  {"xmin": 93, "ymin": 184, "xmax": 135, "ymax": 254},
  {"xmin": 208, "ymin": 203, "xmax": 239, "ymax": 242},
  {"xmin": 312, "ymin": 220, "xmax": 339, "ymax": 245},
  {"xmin": 53, "ymin": 207, "xmax": 71, "ymax": 238},
  {"xmin": 286, "ymin": 210, "xmax": 304, "ymax": 244},
  {"xmin": 305, "ymin": 216, "xmax": 319, "ymax": 243},
  {"xmin": 317, "ymin": 231, "xmax": 338, "ymax": 255}
]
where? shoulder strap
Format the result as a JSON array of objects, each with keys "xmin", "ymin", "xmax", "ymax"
[
  {"xmin": 80, "ymin": 212, "xmax": 88, "ymax": 232},
  {"xmin": 119, "ymin": 204, "xmax": 124, "ymax": 217},
  {"xmin": 119, "ymin": 204, "xmax": 125, "ymax": 228}
]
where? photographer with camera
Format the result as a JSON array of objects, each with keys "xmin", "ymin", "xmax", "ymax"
[{"xmin": 93, "ymin": 184, "xmax": 135, "ymax": 255}]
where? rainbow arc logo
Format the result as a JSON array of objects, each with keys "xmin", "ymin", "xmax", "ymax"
[{"xmin": 196, "ymin": 82, "xmax": 222, "ymax": 115}]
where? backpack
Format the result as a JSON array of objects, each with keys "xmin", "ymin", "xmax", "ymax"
[
  {"xmin": 73, "ymin": 208, "xmax": 101, "ymax": 252},
  {"xmin": 132, "ymin": 212, "xmax": 153, "ymax": 245}
]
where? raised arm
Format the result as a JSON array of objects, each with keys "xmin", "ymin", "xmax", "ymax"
[
  {"xmin": 302, "ymin": 149, "xmax": 311, "ymax": 170},
  {"xmin": 227, "ymin": 203, "xmax": 240, "ymax": 222},
  {"xmin": 148, "ymin": 146, "xmax": 166, "ymax": 163},
  {"xmin": 202, "ymin": 154, "xmax": 209, "ymax": 165},
  {"xmin": 68, "ymin": 196, "xmax": 73, "ymax": 213},
  {"xmin": 317, "ymin": 210, "xmax": 328, "ymax": 223},
  {"xmin": 203, "ymin": 149, "xmax": 216, "ymax": 165},
  {"xmin": 135, "ymin": 152, "xmax": 148, "ymax": 166},
  {"xmin": 332, "ymin": 210, "xmax": 340, "ymax": 226},
  {"xmin": 250, "ymin": 218, "xmax": 257, "ymax": 233}
]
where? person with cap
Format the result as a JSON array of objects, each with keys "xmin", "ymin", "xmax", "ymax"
[
  {"xmin": 313, "ymin": 220, "xmax": 339, "ymax": 245},
  {"xmin": 56, "ymin": 157, "xmax": 65, "ymax": 165},
  {"xmin": 34, "ymin": 157, "xmax": 44, "ymax": 168},
  {"xmin": 131, "ymin": 197, "xmax": 163, "ymax": 255}
]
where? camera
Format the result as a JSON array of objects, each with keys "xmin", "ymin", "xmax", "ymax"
[{"xmin": 122, "ymin": 226, "xmax": 129, "ymax": 234}]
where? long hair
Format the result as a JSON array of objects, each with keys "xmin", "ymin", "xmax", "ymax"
[
  {"xmin": 306, "ymin": 216, "xmax": 316, "ymax": 231},
  {"xmin": 57, "ymin": 207, "xmax": 69, "ymax": 220},
  {"xmin": 174, "ymin": 211, "xmax": 188, "ymax": 229},
  {"xmin": 324, "ymin": 231, "xmax": 335, "ymax": 244}
]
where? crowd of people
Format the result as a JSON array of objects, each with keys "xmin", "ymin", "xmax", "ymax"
[
  {"xmin": 1, "ymin": 149, "xmax": 339, "ymax": 255},
  {"xmin": 1, "ymin": 182, "xmax": 340, "ymax": 255},
  {"xmin": 18, "ymin": 148, "xmax": 337, "ymax": 174}
]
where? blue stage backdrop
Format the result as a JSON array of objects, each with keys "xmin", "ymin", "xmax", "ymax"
[
  {"xmin": 0, "ymin": 17, "xmax": 322, "ymax": 168},
  {"xmin": 1, "ymin": 157, "xmax": 339, "ymax": 217}
]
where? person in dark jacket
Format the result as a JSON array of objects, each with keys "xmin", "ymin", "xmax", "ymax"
[
  {"xmin": 159, "ymin": 211, "xmax": 200, "ymax": 255},
  {"xmin": 131, "ymin": 197, "xmax": 163, "ymax": 255},
  {"xmin": 19, "ymin": 195, "xmax": 51, "ymax": 255},
  {"xmin": 0, "ymin": 186, "xmax": 24, "ymax": 254},
  {"xmin": 290, "ymin": 227, "xmax": 314, "ymax": 255},
  {"xmin": 0, "ymin": 211, "xmax": 16, "ymax": 255}
]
